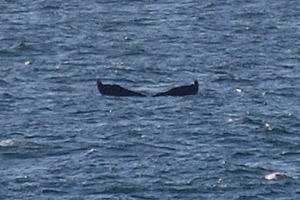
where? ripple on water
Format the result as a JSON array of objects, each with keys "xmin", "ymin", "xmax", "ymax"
[{"xmin": 0, "ymin": 79, "xmax": 9, "ymax": 87}]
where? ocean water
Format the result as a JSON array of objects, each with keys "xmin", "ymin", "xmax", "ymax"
[{"xmin": 1, "ymin": 0, "xmax": 300, "ymax": 199}]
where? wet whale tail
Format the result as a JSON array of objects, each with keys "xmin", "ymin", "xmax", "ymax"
[
  {"xmin": 153, "ymin": 80, "xmax": 198, "ymax": 97},
  {"xmin": 97, "ymin": 80, "xmax": 146, "ymax": 97}
]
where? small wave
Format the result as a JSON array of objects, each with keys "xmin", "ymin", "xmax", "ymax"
[
  {"xmin": 0, "ymin": 79, "xmax": 8, "ymax": 87},
  {"xmin": 11, "ymin": 41, "xmax": 33, "ymax": 51},
  {"xmin": 42, "ymin": 188, "xmax": 67, "ymax": 194},
  {"xmin": 0, "ymin": 92, "xmax": 14, "ymax": 99},
  {"xmin": 72, "ymin": 109, "xmax": 101, "ymax": 115},
  {"xmin": 102, "ymin": 184, "xmax": 145, "ymax": 194}
]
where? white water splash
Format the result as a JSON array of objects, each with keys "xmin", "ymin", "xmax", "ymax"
[
  {"xmin": 0, "ymin": 139, "xmax": 15, "ymax": 147},
  {"xmin": 264, "ymin": 172, "xmax": 291, "ymax": 181}
]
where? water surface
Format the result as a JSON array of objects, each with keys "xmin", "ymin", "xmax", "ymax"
[{"xmin": 1, "ymin": 0, "xmax": 300, "ymax": 199}]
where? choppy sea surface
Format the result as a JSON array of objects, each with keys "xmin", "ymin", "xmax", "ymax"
[{"xmin": 1, "ymin": 0, "xmax": 300, "ymax": 199}]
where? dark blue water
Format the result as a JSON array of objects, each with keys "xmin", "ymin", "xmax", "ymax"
[{"xmin": 1, "ymin": 0, "xmax": 300, "ymax": 199}]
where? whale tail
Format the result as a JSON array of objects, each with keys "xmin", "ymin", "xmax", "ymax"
[
  {"xmin": 153, "ymin": 80, "xmax": 199, "ymax": 97},
  {"xmin": 194, "ymin": 80, "xmax": 198, "ymax": 87},
  {"xmin": 97, "ymin": 80, "xmax": 146, "ymax": 97},
  {"xmin": 193, "ymin": 80, "xmax": 199, "ymax": 93},
  {"xmin": 97, "ymin": 80, "xmax": 102, "ymax": 86},
  {"xmin": 96, "ymin": 80, "xmax": 104, "ymax": 93}
]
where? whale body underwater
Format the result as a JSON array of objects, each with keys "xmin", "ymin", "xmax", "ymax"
[{"xmin": 97, "ymin": 80, "xmax": 198, "ymax": 97}]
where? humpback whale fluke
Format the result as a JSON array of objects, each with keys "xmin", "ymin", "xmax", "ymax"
[
  {"xmin": 153, "ymin": 80, "xmax": 198, "ymax": 97},
  {"xmin": 97, "ymin": 80, "xmax": 146, "ymax": 97}
]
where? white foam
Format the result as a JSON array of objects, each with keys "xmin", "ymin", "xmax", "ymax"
[
  {"xmin": 87, "ymin": 148, "xmax": 97, "ymax": 154},
  {"xmin": 235, "ymin": 88, "xmax": 243, "ymax": 93},
  {"xmin": 264, "ymin": 123, "xmax": 274, "ymax": 131},
  {"xmin": 0, "ymin": 139, "xmax": 15, "ymax": 147},
  {"xmin": 24, "ymin": 60, "xmax": 32, "ymax": 66},
  {"xmin": 264, "ymin": 172, "xmax": 290, "ymax": 180}
]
